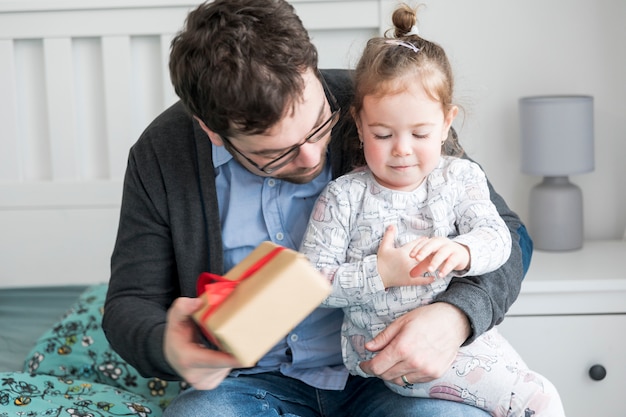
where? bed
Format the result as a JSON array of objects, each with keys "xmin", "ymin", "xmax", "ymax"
[
  {"xmin": 0, "ymin": 283, "xmax": 186, "ymax": 414},
  {"xmin": 0, "ymin": 1, "xmax": 390, "ymax": 414}
]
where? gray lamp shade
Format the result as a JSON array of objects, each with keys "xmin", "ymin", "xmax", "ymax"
[{"xmin": 519, "ymin": 95, "xmax": 594, "ymax": 176}]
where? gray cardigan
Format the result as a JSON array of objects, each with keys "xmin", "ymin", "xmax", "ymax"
[{"xmin": 103, "ymin": 69, "xmax": 531, "ymax": 380}]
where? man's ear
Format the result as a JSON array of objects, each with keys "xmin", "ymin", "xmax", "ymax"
[
  {"xmin": 194, "ymin": 116, "xmax": 224, "ymax": 146},
  {"xmin": 351, "ymin": 108, "xmax": 364, "ymax": 143}
]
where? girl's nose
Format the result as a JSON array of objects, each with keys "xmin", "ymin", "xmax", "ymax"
[{"xmin": 392, "ymin": 136, "xmax": 413, "ymax": 157}]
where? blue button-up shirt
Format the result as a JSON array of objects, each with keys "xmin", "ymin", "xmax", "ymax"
[{"xmin": 213, "ymin": 145, "xmax": 348, "ymax": 390}]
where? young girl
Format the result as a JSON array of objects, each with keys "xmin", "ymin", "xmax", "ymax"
[{"xmin": 300, "ymin": 4, "xmax": 565, "ymax": 417}]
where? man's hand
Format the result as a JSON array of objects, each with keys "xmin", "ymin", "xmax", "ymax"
[
  {"xmin": 164, "ymin": 297, "xmax": 242, "ymax": 390},
  {"xmin": 358, "ymin": 302, "xmax": 470, "ymax": 386}
]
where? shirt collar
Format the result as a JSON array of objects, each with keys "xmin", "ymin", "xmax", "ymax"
[{"xmin": 212, "ymin": 144, "xmax": 234, "ymax": 168}]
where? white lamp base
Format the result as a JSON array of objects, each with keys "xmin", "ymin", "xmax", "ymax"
[{"xmin": 529, "ymin": 176, "xmax": 584, "ymax": 251}]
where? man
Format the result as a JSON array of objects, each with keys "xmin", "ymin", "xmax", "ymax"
[{"xmin": 103, "ymin": 1, "xmax": 531, "ymax": 415}]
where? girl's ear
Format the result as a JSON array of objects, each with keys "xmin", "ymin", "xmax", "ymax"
[
  {"xmin": 194, "ymin": 116, "xmax": 225, "ymax": 146},
  {"xmin": 442, "ymin": 105, "xmax": 459, "ymax": 141}
]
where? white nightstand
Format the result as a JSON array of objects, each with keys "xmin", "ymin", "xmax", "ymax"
[{"xmin": 497, "ymin": 240, "xmax": 626, "ymax": 417}]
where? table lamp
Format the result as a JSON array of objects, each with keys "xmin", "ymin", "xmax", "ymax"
[{"xmin": 519, "ymin": 95, "xmax": 594, "ymax": 251}]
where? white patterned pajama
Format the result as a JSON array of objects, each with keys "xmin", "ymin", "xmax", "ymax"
[{"xmin": 300, "ymin": 156, "xmax": 564, "ymax": 417}]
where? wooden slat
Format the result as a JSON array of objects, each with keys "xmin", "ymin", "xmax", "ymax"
[
  {"xmin": 72, "ymin": 37, "xmax": 109, "ymax": 179},
  {"xmin": 0, "ymin": 206, "xmax": 121, "ymax": 287},
  {"xmin": 0, "ymin": 2, "xmax": 382, "ymax": 40},
  {"xmin": 43, "ymin": 37, "xmax": 78, "ymax": 180},
  {"xmin": 294, "ymin": 1, "xmax": 381, "ymax": 30},
  {"xmin": 0, "ymin": 181, "xmax": 122, "ymax": 208},
  {"xmin": 102, "ymin": 35, "xmax": 133, "ymax": 180},
  {"xmin": 160, "ymin": 33, "xmax": 177, "ymax": 108},
  {"xmin": 0, "ymin": 0, "xmax": 197, "ymax": 13},
  {"xmin": 0, "ymin": 39, "xmax": 20, "ymax": 180},
  {"xmin": 15, "ymin": 39, "xmax": 51, "ymax": 180},
  {"xmin": 0, "ymin": 0, "xmax": 355, "ymax": 14},
  {"xmin": 130, "ymin": 35, "xmax": 165, "ymax": 141},
  {"xmin": 0, "ymin": 179, "xmax": 123, "ymax": 287},
  {"xmin": 0, "ymin": 7, "xmax": 191, "ymax": 39}
]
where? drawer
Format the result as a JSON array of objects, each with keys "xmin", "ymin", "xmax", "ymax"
[{"xmin": 497, "ymin": 314, "xmax": 625, "ymax": 417}]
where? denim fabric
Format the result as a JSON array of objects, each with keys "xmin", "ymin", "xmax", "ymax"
[{"xmin": 163, "ymin": 373, "xmax": 490, "ymax": 417}]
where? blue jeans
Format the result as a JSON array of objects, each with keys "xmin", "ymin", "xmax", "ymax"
[{"xmin": 163, "ymin": 372, "xmax": 490, "ymax": 417}]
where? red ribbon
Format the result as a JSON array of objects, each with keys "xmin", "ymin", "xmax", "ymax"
[{"xmin": 196, "ymin": 246, "xmax": 286, "ymax": 324}]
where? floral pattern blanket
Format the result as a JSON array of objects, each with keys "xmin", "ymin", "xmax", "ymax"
[{"xmin": 0, "ymin": 284, "xmax": 185, "ymax": 416}]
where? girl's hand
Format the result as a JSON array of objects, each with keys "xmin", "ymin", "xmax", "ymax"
[
  {"xmin": 409, "ymin": 237, "xmax": 470, "ymax": 278},
  {"xmin": 377, "ymin": 225, "xmax": 434, "ymax": 288}
]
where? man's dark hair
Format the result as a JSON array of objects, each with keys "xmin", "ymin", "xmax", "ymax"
[{"xmin": 170, "ymin": 0, "xmax": 319, "ymax": 136}]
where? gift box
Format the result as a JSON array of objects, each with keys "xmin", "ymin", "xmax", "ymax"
[{"xmin": 192, "ymin": 241, "xmax": 331, "ymax": 367}]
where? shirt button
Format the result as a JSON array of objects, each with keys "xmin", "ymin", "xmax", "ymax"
[
  {"xmin": 276, "ymin": 232, "xmax": 284, "ymax": 241},
  {"xmin": 290, "ymin": 333, "xmax": 299, "ymax": 342},
  {"xmin": 267, "ymin": 179, "xmax": 276, "ymax": 187}
]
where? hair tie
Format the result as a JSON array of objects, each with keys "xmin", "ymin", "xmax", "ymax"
[
  {"xmin": 406, "ymin": 24, "xmax": 419, "ymax": 36},
  {"xmin": 385, "ymin": 39, "xmax": 420, "ymax": 53}
]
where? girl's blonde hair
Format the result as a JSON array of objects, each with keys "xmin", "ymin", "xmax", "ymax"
[{"xmin": 352, "ymin": 3, "xmax": 463, "ymax": 157}]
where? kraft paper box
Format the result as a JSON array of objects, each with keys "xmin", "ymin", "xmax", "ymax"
[{"xmin": 192, "ymin": 241, "xmax": 331, "ymax": 367}]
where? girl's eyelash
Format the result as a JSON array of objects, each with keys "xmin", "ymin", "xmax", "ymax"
[
  {"xmin": 373, "ymin": 133, "xmax": 429, "ymax": 140},
  {"xmin": 374, "ymin": 134, "xmax": 391, "ymax": 140}
]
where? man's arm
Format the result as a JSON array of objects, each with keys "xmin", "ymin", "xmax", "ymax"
[
  {"xmin": 103, "ymin": 146, "xmax": 181, "ymax": 379},
  {"xmin": 435, "ymin": 171, "xmax": 532, "ymax": 344},
  {"xmin": 103, "ymin": 103, "xmax": 208, "ymax": 379},
  {"xmin": 103, "ymin": 103, "xmax": 243, "ymax": 385}
]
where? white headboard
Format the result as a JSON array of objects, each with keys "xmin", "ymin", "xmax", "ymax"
[{"xmin": 0, "ymin": 0, "xmax": 392, "ymax": 288}]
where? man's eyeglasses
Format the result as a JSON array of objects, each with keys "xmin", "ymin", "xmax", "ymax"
[{"xmin": 219, "ymin": 74, "xmax": 340, "ymax": 174}]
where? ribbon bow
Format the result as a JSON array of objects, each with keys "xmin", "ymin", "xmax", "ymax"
[{"xmin": 196, "ymin": 246, "xmax": 286, "ymax": 323}]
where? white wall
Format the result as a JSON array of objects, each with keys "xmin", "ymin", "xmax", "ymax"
[
  {"xmin": 1, "ymin": 0, "xmax": 623, "ymax": 289},
  {"xmin": 0, "ymin": 0, "xmax": 388, "ymax": 287},
  {"xmin": 361, "ymin": 0, "xmax": 626, "ymax": 241},
  {"xmin": 6, "ymin": 0, "xmax": 623, "ymax": 241}
]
